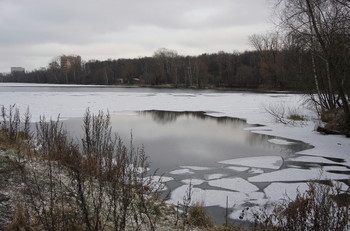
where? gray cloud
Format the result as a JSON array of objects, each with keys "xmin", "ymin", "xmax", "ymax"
[{"xmin": 0, "ymin": 0, "xmax": 272, "ymax": 73}]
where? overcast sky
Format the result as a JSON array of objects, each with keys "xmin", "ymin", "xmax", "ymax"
[{"xmin": 0, "ymin": 0, "xmax": 273, "ymax": 73}]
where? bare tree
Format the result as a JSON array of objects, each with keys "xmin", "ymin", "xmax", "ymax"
[
  {"xmin": 153, "ymin": 48, "xmax": 179, "ymax": 85},
  {"xmin": 275, "ymin": 0, "xmax": 350, "ymax": 127}
]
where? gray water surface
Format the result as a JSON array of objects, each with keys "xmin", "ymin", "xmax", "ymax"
[{"xmin": 63, "ymin": 110, "xmax": 312, "ymax": 174}]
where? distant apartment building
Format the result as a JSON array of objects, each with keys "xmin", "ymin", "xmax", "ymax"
[
  {"xmin": 11, "ymin": 67, "xmax": 25, "ymax": 74},
  {"xmin": 60, "ymin": 55, "xmax": 81, "ymax": 70}
]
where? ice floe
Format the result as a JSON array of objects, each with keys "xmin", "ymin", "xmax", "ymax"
[
  {"xmin": 205, "ymin": 173, "xmax": 226, "ymax": 180},
  {"xmin": 288, "ymin": 156, "xmax": 340, "ymax": 164},
  {"xmin": 169, "ymin": 169, "xmax": 194, "ymax": 175},
  {"xmin": 226, "ymin": 166, "xmax": 249, "ymax": 172},
  {"xmin": 179, "ymin": 166, "xmax": 212, "ymax": 171},
  {"xmin": 322, "ymin": 165, "xmax": 350, "ymax": 172},
  {"xmin": 150, "ymin": 175, "xmax": 174, "ymax": 182},
  {"xmin": 181, "ymin": 178, "xmax": 205, "ymax": 185},
  {"xmin": 264, "ymin": 182, "xmax": 309, "ymax": 201},
  {"xmin": 219, "ymin": 156, "xmax": 283, "ymax": 170},
  {"xmin": 208, "ymin": 177, "xmax": 259, "ymax": 193},
  {"xmin": 248, "ymin": 168, "xmax": 349, "ymax": 182},
  {"xmin": 248, "ymin": 168, "xmax": 264, "ymax": 174},
  {"xmin": 167, "ymin": 185, "xmax": 264, "ymax": 208},
  {"xmin": 268, "ymin": 138, "xmax": 295, "ymax": 145}
]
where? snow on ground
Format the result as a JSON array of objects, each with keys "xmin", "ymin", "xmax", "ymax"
[
  {"xmin": 218, "ymin": 156, "xmax": 283, "ymax": 170},
  {"xmin": 2, "ymin": 83, "xmax": 350, "ymax": 221}
]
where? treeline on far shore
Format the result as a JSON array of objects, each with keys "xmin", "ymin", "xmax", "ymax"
[{"xmin": 1, "ymin": 48, "xmax": 318, "ymax": 91}]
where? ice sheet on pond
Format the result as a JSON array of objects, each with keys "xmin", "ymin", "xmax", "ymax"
[
  {"xmin": 205, "ymin": 173, "xmax": 226, "ymax": 180},
  {"xmin": 149, "ymin": 175, "xmax": 174, "ymax": 182},
  {"xmin": 169, "ymin": 169, "xmax": 194, "ymax": 175},
  {"xmin": 219, "ymin": 156, "xmax": 283, "ymax": 170},
  {"xmin": 179, "ymin": 166, "xmax": 212, "ymax": 171},
  {"xmin": 2, "ymin": 83, "xmax": 349, "ymax": 166},
  {"xmin": 264, "ymin": 182, "xmax": 309, "ymax": 201},
  {"xmin": 181, "ymin": 178, "xmax": 205, "ymax": 185},
  {"xmin": 289, "ymin": 156, "xmax": 340, "ymax": 164},
  {"xmin": 322, "ymin": 165, "xmax": 350, "ymax": 172},
  {"xmin": 226, "ymin": 166, "xmax": 249, "ymax": 172},
  {"xmin": 144, "ymin": 176, "xmax": 171, "ymax": 192},
  {"xmin": 248, "ymin": 168, "xmax": 350, "ymax": 182},
  {"xmin": 208, "ymin": 177, "xmax": 259, "ymax": 193},
  {"xmin": 248, "ymin": 168, "xmax": 264, "ymax": 174},
  {"xmin": 167, "ymin": 185, "xmax": 265, "ymax": 208},
  {"xmin": 2, "ymin": 83, "xmax": 350, "ymax": 213},
  {"xmin": 268, "ymin": 138, "xmax": 295, "ymax": 145}
]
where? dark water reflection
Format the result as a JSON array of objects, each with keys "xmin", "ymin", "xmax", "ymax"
[{"xmin": 63, "ymin": 110, "xmax": 312, "ymax": 173}]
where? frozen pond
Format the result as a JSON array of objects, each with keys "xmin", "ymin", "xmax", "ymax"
[
  {"xmin": 63, "ymin": 110, "xmax": 312, "ymax": 173},
  {"xmin": 62, "ymin": 110, "xmax": 323, "ymax": 224},
  {"xmin": 1, "ymin": 83, "xmax": 350, "ymax": 224}
]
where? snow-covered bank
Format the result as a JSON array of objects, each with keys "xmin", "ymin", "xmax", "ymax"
[{"xmin": 1, "ymin": 83, "xmax": 350, "ymax": 221}]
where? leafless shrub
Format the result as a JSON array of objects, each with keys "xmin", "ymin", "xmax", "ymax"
[
  {"xmin": 264, "ymin": 103, "xmax": 308, "ymax": 126},
  {"xmin": 4, "ymin": 203, "xmax": 33, "ymax": 231},
  {"xmin": 13, "ymin": 108, "xmax": 164, "ymax": 231},
  {"xmin": 188, "ymin": 201, "xmax": 213, "ymax": 228},
  {"xmin": 182, "ymin": 181, "xmax": 193, "ymax": 227},
  {"xmin": 250, "ymin": 181, "xmax": 350, "ymax": 231},
  {"xmin": 1, "ymin": 105, "xmax": 32, "ymax": 142}
]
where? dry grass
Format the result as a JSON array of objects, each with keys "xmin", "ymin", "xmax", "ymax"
[
  {"xmin": 188, "ymin": 202, "xmax": 213, "ymax": 228},
  {"xmin": 250, "ymin": 181, "xmax": 350, "ymax": 231},
  {"xmin": 0, "ymin": 106, "xmax": 177, "ymax": 231}
]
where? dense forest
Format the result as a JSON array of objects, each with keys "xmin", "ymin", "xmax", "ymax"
[{"xmin": 2, "ymin": 48, "xmax": 319, "ymax": 91}]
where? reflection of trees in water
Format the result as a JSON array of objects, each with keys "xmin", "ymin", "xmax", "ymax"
[
  {"xmin": 142, "ymin": 110, "xmax": 249, "ymax": 126},
  {"xmin": 214, "ymin": 116, "xmax": 246, "ymax": 125},
  {"xmin": 141, "ymin": 110, "xmax": 208, "ymax": 124},
  {"xmin": 143, "ymin": 110, "xmax": 179, "ymax": 124},
  {"xmin": 139, "ymin": 110, "xmax": 310, "ymax": 158}
]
